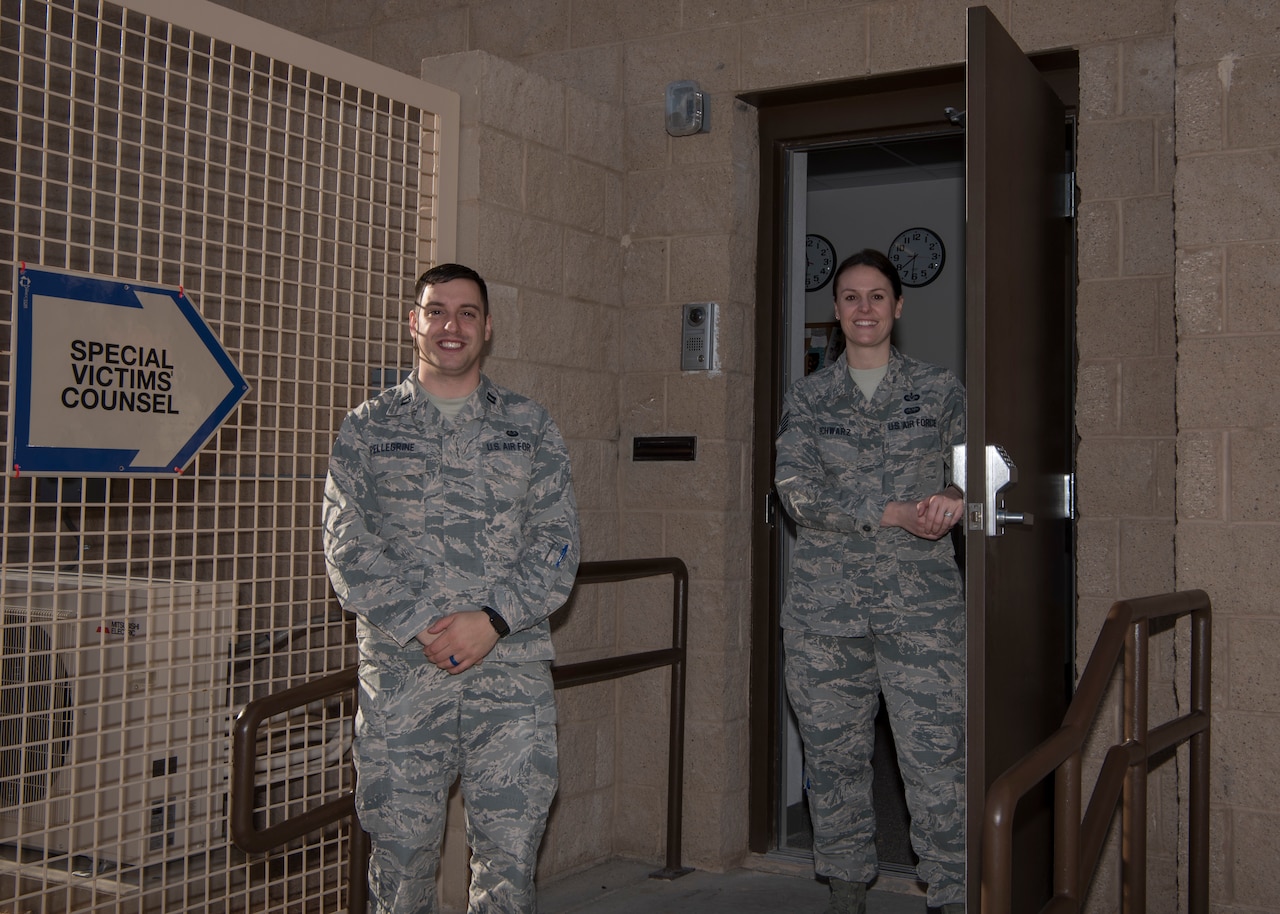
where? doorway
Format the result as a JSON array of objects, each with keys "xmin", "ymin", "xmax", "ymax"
[
  {"xmin": 744, "ymin": 41, "xmax": 1079, "ymax": 903},
  {"xmin": 776, "ymin": 133, "xmax": 967, "ymax": 876}
]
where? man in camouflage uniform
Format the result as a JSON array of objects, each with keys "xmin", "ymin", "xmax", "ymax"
[
  {"xmin": 775, "ymin": 250, "xmax": 965, "ymax": 914},
  {"xmin": 323, "ymin": 263, "xmax": 579, "ymax": 914}
]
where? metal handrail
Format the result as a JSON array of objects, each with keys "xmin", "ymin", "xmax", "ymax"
[
  {"xmin": 228, "ymin": 667, "xmax": 367, "ymax": 911},
  {"xmin": 981, "ymin": 589, "xmax": 1211, "ymax": 914},
  {"xmin": 550, "ymin": 556, "xmax": 693, "ymax": 880},
  {"xmin": 229, "ymin": 556, "xmax": 692, "ymax": 912}
]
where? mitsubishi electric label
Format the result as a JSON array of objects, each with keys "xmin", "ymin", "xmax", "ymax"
[{"xmin": 9, "ymin": 265, "xmax": 250, "ymax": 476}]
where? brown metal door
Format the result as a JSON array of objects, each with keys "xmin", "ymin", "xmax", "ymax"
[{"xmin": 963, "ymin": 7, "xmax": 1073, "ymax": 911}]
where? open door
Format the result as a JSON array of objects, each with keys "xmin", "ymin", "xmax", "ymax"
[{"xmin": 964, "ymin": 7, "xmax": 1073, "ymax": 912}]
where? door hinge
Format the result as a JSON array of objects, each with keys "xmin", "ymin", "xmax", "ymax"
[{"xmin": 1056, "ymin": 171, "xmax": 1076, "ymax": 219}]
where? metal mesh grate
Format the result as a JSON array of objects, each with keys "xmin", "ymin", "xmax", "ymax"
[{"xmin": 0, "ymin": 0, "xmax": 446, "ymax": 909}]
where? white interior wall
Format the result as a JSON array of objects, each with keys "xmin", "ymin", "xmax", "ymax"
[{"xmin": 806, "ymin": 176, "xmax": 966, "ymax": 380}]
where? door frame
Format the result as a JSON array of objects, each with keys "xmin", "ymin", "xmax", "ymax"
[{"xmin": 742, "ymin": 52, "xmax": 1079, "ymax": 858}]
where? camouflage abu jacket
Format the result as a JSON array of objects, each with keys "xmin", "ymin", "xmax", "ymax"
[
  {"xmin": 322, "ymin": 373, "xmax": 580, "ymax": 662},
  {"xmin": 774, "ymin": 347, "xmax": 964, "ymax": 636}
]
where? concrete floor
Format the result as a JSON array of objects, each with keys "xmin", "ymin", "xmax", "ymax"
[{"xmin": 538, "ymin": 858, "xmax": 931, "ymax": 914}]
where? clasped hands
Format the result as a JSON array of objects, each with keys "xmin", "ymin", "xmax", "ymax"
[
  {"xmin": 415, "ymin": 610, "xmax": 500, "ymax": 674},
  {"xmin": 882, "ymin": 488, "xmax": 964, "ymax": 541}
]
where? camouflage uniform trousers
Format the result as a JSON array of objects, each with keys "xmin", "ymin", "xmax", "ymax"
[
  {"xmin": 354, "ymin": 656, "xmax": 558, "ymax": 914},
  {"xmin": 783, "ymin": 624, "xmax": 965, "ymax": 908}
]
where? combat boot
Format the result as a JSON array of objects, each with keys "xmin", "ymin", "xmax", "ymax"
[{"xmin": 826, "ymin": 878, "xmax": 868, "ymax": 914}]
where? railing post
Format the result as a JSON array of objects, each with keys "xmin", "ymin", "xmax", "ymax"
[
  {"xmin": 1188, "ymin": 607, "xmax": 1211, "ymax": 914},
  {"xmin": 1055, "ymin": 752, "xmax": 1081, "ymax": 908},
  {"xmin": 349, "ymin": 816, "xmax": 369, "ymax": 914},
  {"xmin": 1122, "ymin": 617, "xmax": 1149, "ymax": 914},
  {"xmin": 654, "ymin": 560, "xmax": 691, "ymax": 879}
]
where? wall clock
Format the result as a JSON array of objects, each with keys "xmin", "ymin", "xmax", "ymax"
[
  {"xmin": 888, "ymin": 227, "xmax": 945, "ymax": 287},
  {"xmin": 805, "ymin": 234, "xmax": 836, "ymax": 292}
]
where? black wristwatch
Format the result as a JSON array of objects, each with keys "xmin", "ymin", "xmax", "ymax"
[{"xmin": 481, "ymin": 606, "xmax": 510, "ymax": 638}]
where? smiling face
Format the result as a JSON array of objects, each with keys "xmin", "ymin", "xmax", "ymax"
[
  {"xmin": 409, "ymin": 277, "xmax": 492, "ymax": 397},
  {"xmin": 833, "ymin": 263, "xmax": 903, "ymax": 369}
]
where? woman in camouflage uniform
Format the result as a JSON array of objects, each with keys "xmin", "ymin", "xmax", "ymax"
[{"xmin": 775, "ymin": 249, "xmax": 966, "ymax": 914}]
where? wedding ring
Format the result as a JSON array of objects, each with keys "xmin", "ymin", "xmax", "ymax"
[
  {"xmin": 449, "ymin": 655, "xmax": 460, "ymax": 667},
  {"xmin": 943, "ymin": 511, "xmax": 954, "ymax": 518}
]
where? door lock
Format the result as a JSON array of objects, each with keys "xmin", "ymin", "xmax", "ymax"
[{"xmin": 953, "ymin": 443, "xmax": 1035, "ymax": 537}]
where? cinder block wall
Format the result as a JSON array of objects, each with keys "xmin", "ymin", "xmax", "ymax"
[
  {"xmin": 1173, "ymin": 1, "xmax": 1280, "ymax": 909},
  {"xmin": 201, "ymin": 0, "xmax": 1280, "ymax": 911}
]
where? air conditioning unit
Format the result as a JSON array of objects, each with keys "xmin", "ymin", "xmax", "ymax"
[{"xmin": 0, "ymin": 572, "xmax": 233, "ymax": 877}]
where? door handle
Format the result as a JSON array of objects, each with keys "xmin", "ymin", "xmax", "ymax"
[
  {"xmin": 953, "ymin": 443, "xmax": 1034, "ymax": 537},
  {"xmin": 996, "ymin": 507, "xmax": 1033, "ymax": 527}
]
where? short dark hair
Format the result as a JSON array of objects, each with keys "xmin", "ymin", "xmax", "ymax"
[
  {"xmin": 414, "ymin": 263, "xmax": 489, "ymax": 316},
  {"xmin": 832, "ymin": 248, "xmax": 902, "ymax": 300}
]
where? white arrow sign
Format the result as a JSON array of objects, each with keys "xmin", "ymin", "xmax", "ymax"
[{"xmin": 10, "ymin": 266, "xmax": 250, "ymax": 476}]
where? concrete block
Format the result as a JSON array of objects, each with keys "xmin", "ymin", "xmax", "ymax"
[
  {"xmin": 1226, "ymin": 241, "xmax": 1280, "ymax": 333},
  {"xmin": 622, "ymin": 27, "xmax": 740, "ymax": 107},
  {"xmin": 619, "ymin": 303, "xmax": 679, "ymax": 374},
  {"xmin": 1075, "ymin": 517, "xmax": 1119, "ymax": 598},
  {"xmin": 620, "ymin": 373, "xmax": 668, "ymax": 437},
  {"xmin": 1176, "ymin": 522, "xmax": 1280, "ymax": 616},
  {"xmin": 1174, "ymin": 0, "xmax": 1280, "ymax": 67},
  {"xmin": 1174, "ymin": 246, "xmax": 1224, "ymax": 335},
  {"xmin": 670, "ymin": 233, "xmax": 732, "ymax": 303},
  {"xmin": 1211, "ymin": 709, "xmax": 1280, "ymax": 808},
  {"xmin": 618, "ymin": 509, "xmax": 665, "ymax": 558},
  {"xmin": 1078, "ymin": 118, "xmax": 1156, "ymax": 199},
  {"xmin": 522, "ymin": 45, "xmax": 624, "ymax": 103},
  {"xmin": 683, "ymin": 0, "xmax": 796, "ymax": 26},
  {"xmin": 552, "ymin": 365, "xmax": 619, "ymax": 439},
  {"xmin": 1119, "ymin": 356, "xmax": 1174, "ymax": 436},
  {"xmin": 528, "ymin": 145, "xmax": 608, "ymax": 232},
  {"xmin": 1009, "ymin": 0, "xmax": 1172, "ymax": 49},
  {"xmin": 1120, "ymin": 195, "xmax": 1174, "ymax": 277},
  {"xmin": 1232, "ymin": 809, "xmax": 1280, "ymax": 908},
  {"xmin": 1076, "ymin": 277, "xmax": 1161, "ymax": 359},
  {"xmin": 1178, "ymin": 336, "xmax": 1280, "ymax": 429},
  {"xmin": 1076, "ymin": 438, "xmax": 1158, "ymax": 516},
  {"xmin": 868, "ymin": 0, "xmax": 967, "ymax": 74},
  {"xmin": 1120, "ymin": 36, "xmax": 1174, "ymax": 117},
  {"xmin": 1077, "ymin": 199, "xmax": 1120, "ymax": 280},
  {"xmin": 1175, "ymin": 148, "xmax": 1280, "ymax": 247},
  {"xmin": 515, "ymin": 286, "xmax": 609, "ymax": 364},
  {"xmin": 1117, "ymin": 519, "xmax": 1174, "ymax": 598},
  {"xmin": 468, "ymin": 0, "xmax": 571, "ymax": 58},
  {"xmin": 622, "ymin": 237, "xmax": 670, "ymax": 306},
  {"xmin": 1075, "ymin": 360, "xmax": 1120, "ymax": 435},
  {"xmin": 1174, "ymin": 63, "xmax": 1224, "ymax": 155},
  {"xmin": 626, "ymin": 101, "xmax": 672, "ymax": 173},
  {"xmin": 475, "ymin": 126, "xmax": 524, "ymax": 210},
  {"xmin": 486, "ymin": 280, "xmax": 522, "ymax": 360},
  {"xmin": 739, "ymin": 6, "xmax": 869, "ymax": 88},
  {"xmin": 613, "ymin": 782, "xmax": 665, "ymax": 857},
  {"xmin": 1175, "ymin": 431, "xmax": 1224, "ymax": 520},
  {"xmin": 627, "ymin": 164, "xmax": 738, "ymax": 237},
  {"xmin": 476, "ymin": 204, "xmax": 564, "ymax": 293},
  {"xmin": 665, "ymin": 371, "xmax": 753, "ymax": 441},
  {"xmin": 568, "ymin": 0, "xmax": 682, "ymax": 47},
  {"xmin": 564, "ymin": 229, "xmax": 624, "ymax": 306},
  {"xmin": 378, "ymin": 10, "xmax": 468, "ymax": 74},
  {"xmin": 1227, "ymin": 428, "xmax": 1280, "ymax": 524},
  {"xmin": 566, "ymin": 85, "xmax": 627, "ymax": 171},
  {"xmin": 1079, "ymin": 43, "xmax": 1120, "ymax": 120}
]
